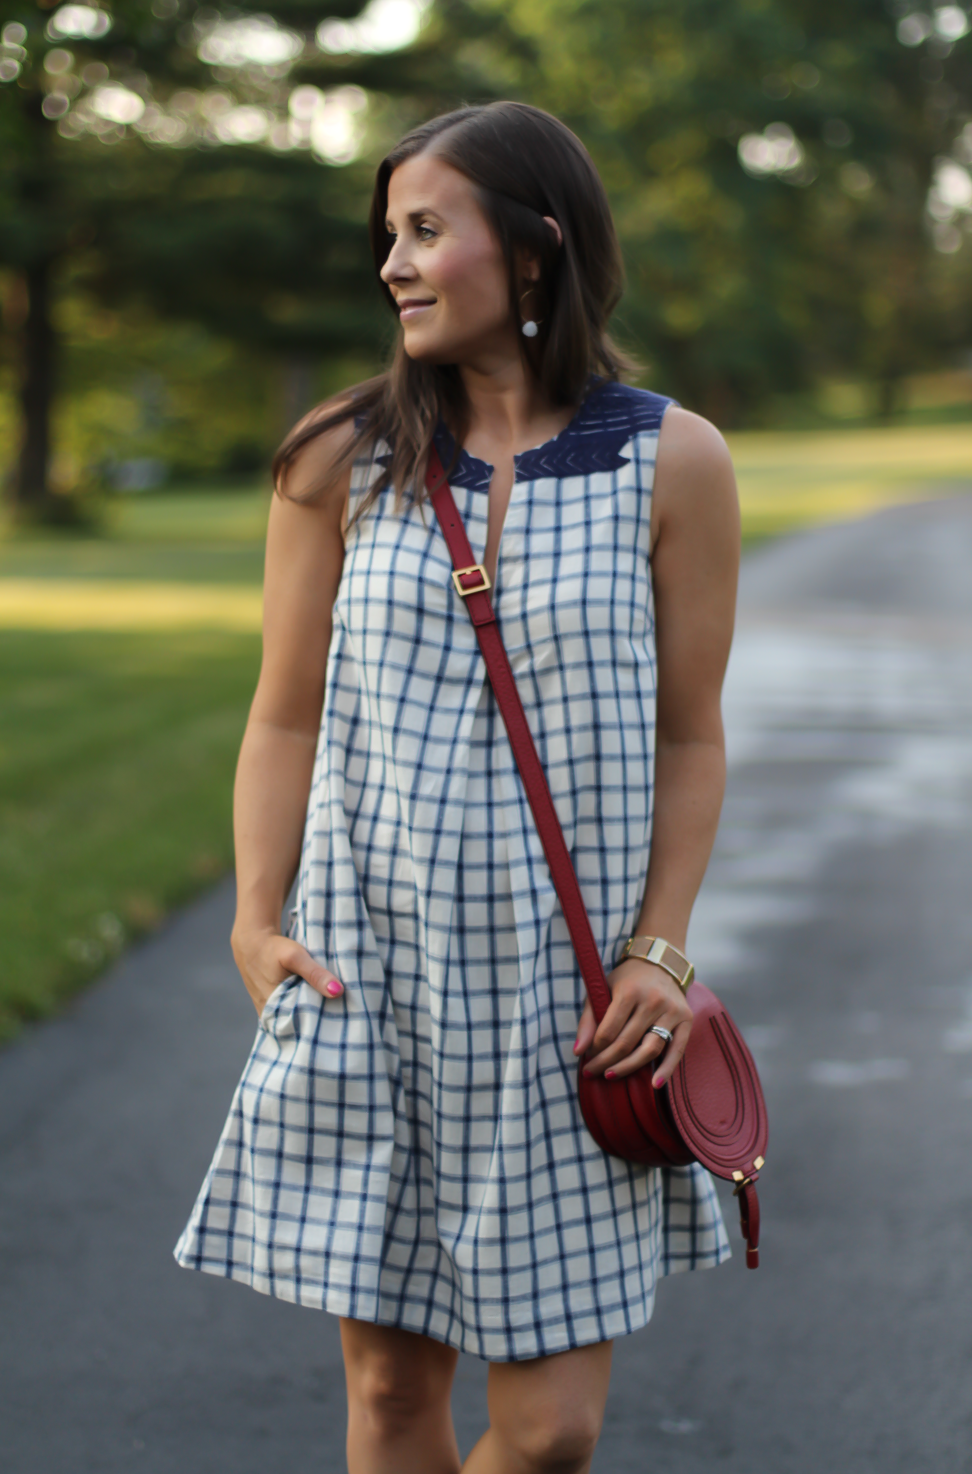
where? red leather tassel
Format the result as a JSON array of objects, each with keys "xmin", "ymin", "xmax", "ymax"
[{"xmin": 738, "ymin": 1181, "xmax": 760, "ymax": 1269}]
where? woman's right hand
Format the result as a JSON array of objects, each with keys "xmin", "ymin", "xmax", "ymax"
[{"xmin": 231, "ymin": 925, "xmax": 344, "ymax": 1017}]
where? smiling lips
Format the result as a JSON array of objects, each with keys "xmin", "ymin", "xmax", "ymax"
[{"xmin": 397, "ymin": 298, "xmax": 436, "ymax": 320}]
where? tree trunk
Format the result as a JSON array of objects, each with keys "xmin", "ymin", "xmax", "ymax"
[
  {"xmin": 877, "ymin": 372, "xmax": 899, "ymax": 421},
  {"xmin": 12, "ymin": 257, "xmax": 56, "ymax": 515}
]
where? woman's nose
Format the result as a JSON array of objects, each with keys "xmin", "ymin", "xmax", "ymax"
[{"xmin": 380, "ymin": 238, "xmax": 415, "ymax": 284}]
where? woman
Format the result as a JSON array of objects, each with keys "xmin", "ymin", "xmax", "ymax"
[{"xmin": 176, "ymin": 101, "xmax": 740, "ymax": 1473}]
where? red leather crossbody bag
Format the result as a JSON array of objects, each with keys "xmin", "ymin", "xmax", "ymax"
[{"xmin": 426, "ymin": 448, "xmax": 768, "ymax": 1267}]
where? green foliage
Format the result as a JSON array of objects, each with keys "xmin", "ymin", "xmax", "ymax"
[
  {"xmin": 0, "ymin": 3, "xmax": 415, "ymax": 501},
  {"xmin": 1, "ymin": 0, "xmax": 971, "ymax": 479},
  {"xmin": 0, "ymin": 1, "xmax": 390, "ymax": 354},
  {"xmin": 431, "ymin": 0, "xmax": 972, "ymax": 418}
]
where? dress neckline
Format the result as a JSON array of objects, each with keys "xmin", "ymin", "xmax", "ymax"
[{"xmin": 432, "ymin": 378, "xmax": 608, "ymax": 494}]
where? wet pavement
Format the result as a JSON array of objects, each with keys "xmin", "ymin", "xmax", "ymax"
[{"xmin": 2, "ymin": 497, "xmax": 972, "ymax": 1473}]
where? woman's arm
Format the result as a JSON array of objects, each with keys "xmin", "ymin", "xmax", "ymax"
[
  {"xmin": 230, "ymin": 421, "xmax": 354, "ymax": 1016},
  {"xmin": 575, "ymin": 406, "xmax": 740, "ymax": 1086}
]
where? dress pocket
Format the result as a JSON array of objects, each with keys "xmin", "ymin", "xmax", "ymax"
[{"xmin": 258, "ymin": 974, "xmax": 301, "ymax": 1039}]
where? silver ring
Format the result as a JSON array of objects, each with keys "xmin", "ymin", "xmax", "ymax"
[{"xmin": 650, "ymin": 1025, "xmax": 673, "ymax": 1045}]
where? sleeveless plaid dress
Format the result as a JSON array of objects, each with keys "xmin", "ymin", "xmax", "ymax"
[{"xmin": 174, "ymin": 380, "xmax": 730, "ymax": 1361}]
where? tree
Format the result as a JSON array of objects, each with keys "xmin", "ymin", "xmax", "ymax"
[
  {"xmin": 436, "ymin": 0, "xmax": 972, "ymax": 421},
  {"xmin": 0, "ymin": 0, "xmax": 432, "ymax": 516},
  {"xmin": 3, "ymin": 0, "xmax": 971, "ymax": 515}
]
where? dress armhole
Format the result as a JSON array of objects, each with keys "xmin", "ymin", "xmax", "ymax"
[{"xmin": 346, "ymin": 439, "xmax": 391, "ymax": 531}]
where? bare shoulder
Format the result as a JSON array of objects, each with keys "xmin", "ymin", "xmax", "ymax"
[
  {"xmin": 655, "ymin": 406, "xmax": 735, "ymax": 496},
  {"xmin": 276, "ymin": 404, "xmax": 357, "ymax": 509},
  {"xmin": 265, "ymin": 408, "xmax": 357, "ymax": 593},
  {"xmin": 652, "ymin": 405, "xmax": 738, "ymax": 542}
]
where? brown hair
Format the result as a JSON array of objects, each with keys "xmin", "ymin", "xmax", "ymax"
[{"xmin": 272, "ymin": 100, "xmax": 635, "ymax": 521}]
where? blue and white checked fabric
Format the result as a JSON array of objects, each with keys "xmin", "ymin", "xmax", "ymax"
[{"xmin": 174, "ymin": 380, "xmax": 730, "ymax": 1360}]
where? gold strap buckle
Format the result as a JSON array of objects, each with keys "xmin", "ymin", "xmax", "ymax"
[{"xmin": 451, "ymin": 564, "xmax": 491, "ymax": 598}]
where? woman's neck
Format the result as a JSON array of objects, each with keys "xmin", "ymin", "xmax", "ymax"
[{"xmin": 459, "ymin": 357, "xmax": 572, "ymax": 461}]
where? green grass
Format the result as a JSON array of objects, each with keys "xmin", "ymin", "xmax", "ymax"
[
  {"xmin": 108, "ymin": 484, "xmax": 272, "ymax": 545},
  {"xmin": 0, "ymin": 486, "xmax": 266, "ymax": 1040},
  {"xmin": 0, "ymin": 538, "xmax": 265, "ymax": 585},
  {"xmin": 0, "ymin": 626, "xmax": 261, "ymax": 1037},
  {"xmin": 728, "ymin": 421, "xmax": 972, "ymax": 543}
]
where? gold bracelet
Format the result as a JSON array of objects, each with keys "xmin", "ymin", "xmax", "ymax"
[{"xmin": 620, "ymin": 935, "xmax": 695, "ymax": 993}]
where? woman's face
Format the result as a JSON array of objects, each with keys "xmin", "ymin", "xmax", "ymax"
[{"xmin": 380, "ymin": 151, "xmax": 521, "ymax": 366}]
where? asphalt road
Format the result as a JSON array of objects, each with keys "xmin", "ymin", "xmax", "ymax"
[{"xmin": 3, "ymin": 497, "xmax": 972, "ymax": 1474}]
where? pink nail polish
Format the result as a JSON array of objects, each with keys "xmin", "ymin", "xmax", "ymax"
[
  {"xmin": 573, "ymin": 1039, "xmax": 581, "ymax": 1054},
  {"xmin": 325, "ymin": 980, "xmax": 343, "ymax": 997},
  {"xmin": 604, "ymin": 1069, "xmax": 616, "ymax": 1080}
]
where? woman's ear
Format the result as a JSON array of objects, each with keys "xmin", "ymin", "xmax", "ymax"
[
  {"xmin": 518, "ymin": 217, "xmax": 563, "ymax": 283},
  {"xmin": 543, "ymin": 215, "xmax": 563, "ymax": 248}
]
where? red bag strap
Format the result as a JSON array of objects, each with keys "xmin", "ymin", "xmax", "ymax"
[
  {"xmin": 427, "ymin": 450, "xmax": 768, "ymax": 1270},
  {"xmin": 737, "ymin": 1180, "xmax": 761, "ymax": 1270},
  {"xmin": 425, "ymin": 446, "xmax": 613, "ymax": 1023}
]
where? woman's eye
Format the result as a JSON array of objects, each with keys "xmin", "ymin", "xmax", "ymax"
[{"xmin": 417, "ymin": 224, "xmax": 436, "ymax": 241}]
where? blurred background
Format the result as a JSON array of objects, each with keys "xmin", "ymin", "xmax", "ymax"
[
  {"xmin": 3, "ymin": 5, "xmax": 972, "ymax": 1471},
  {"xmin": 2, "ymin": 0, "xmax": 972, "ymax": 1038}
]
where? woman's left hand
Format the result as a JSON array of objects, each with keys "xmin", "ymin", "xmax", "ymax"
[{"xmin": 574, "ymin": 958, "xmax": 693, "ymax": 1088}]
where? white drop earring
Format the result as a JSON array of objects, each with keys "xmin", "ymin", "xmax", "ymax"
[{"xmin": 520, "ymin": 286, "xmax": 541, "ymax": 338}]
